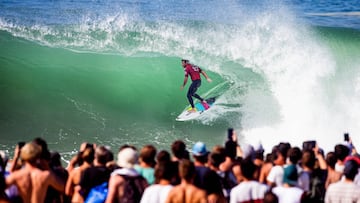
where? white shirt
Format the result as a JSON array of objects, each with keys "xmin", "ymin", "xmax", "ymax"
[
  {"xmin": 140, "ymin": 184, "xmax": 173, "ymax": 203},
  {"xmin": 273, "ymin": 186, "xmax": 304, "ymax": 203},
  {"xmin": 325, "ymin": 180, "xmax": 360, "ymax": 203},
  {"xmin": 354, "ymin": 169, "xmax": 360, "ymax": 186},
  {"xmin": 230, "ymin": 180, "xmax": 269, "ymax": 203},
  {"xmin": 267, "ymin": 165, "xmax": 284, "ymax": 186}
]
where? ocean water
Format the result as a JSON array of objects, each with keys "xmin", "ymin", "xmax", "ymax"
[{"xmin": 1, "ymin": 0, "xmax": 360, "ymax": 161}]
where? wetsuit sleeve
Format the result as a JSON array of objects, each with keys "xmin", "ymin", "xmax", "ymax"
[{"xmin": 184, "ymin": 67, "xmax": 189, "ymax": 77}]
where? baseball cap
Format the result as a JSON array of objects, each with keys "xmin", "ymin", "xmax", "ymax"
[
  {"xmin": 117, "ymin": 147, "xmax": 138, "ymax": 168},
  {"xmin": 192, "ymin": 142, "xmax": 209, "ymax": 156}
]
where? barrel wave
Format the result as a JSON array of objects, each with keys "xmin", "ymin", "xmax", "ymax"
[{"xmin": 1, "ymin": 0, "xmax": 360, "ymax": 159}]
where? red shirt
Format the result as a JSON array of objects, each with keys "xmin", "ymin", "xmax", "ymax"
[{"xmin": 184, "ymin": 64, "xmax": 202, "ymax": 81}]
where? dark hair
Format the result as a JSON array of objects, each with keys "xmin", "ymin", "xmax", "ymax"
[
  {"xmin": 171, "ymin": 140, "xmax": 188, "ymax": 160},
  {"xmin": 32, "ymin": 137, "xmax": 51, "ymax": 161},
  {"xmin": 343, "ymin": 160, "xmax": 359, "ymax": 180},
  {"xmin": 278, "ymin": 142, "xmax": 291, "ymax": 159},
  {"xmin": 119, "ymin": 144, "xmax": 137, "ymax": 152},
  {"xmin": 95, "ymin": 146, "xmax": 111, "ymax": 165},
  {"xmin": 179, "ymin": 160, "xmax": 195, "ymax": 182},
  {"xmin": 50, "ymin": 152, "xmax": 62, "ymax": 168},
  {"xmin": 325, "ymin": 152, "xmax": 337, "ymax": 169},
  {"xmin": 82, "ymin": 147, "xmax": 95, "ymax": 164},
  {"xmin": 193, "ymin": 153, "xmax": 208, "ymax": 164},
  {"xmin": 209, "ymin": 151, "xmax": 225, "ymax": 168},
  {"xmin": 181, "ymin": 59, "xmax": 189, "ymax": 63},
  {"xmin": 334, "ymin": 144, "xmax": 350, "ymax": 162},
  {"xmin": 156, "ymin": 150, "xmax": 171, "ymax": 163},
  {"xmin": 288, "ymin": 147, "xmax": 302, "ymax": 164},
  {"xmin": 139, "ymin": 145, "xmax": 157, "ymax": 167},
  {"xmin": 264, "ymin": 190, "xmax": 279, "ymax": 203},
  {"xmin": 301, "ymin": 150, "xmax": 316, "ymax": 169},
  {"xmin": 154, "ymin": 161, "xmax": 174, "ymax": 182},
  {"xmin": 240, "ymin": 158, "xmax": 257, "ymax": 180}
]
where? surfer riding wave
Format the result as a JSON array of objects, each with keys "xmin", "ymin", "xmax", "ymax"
[{"xmin": 180, "ymin": 59, "xmax": 212, "ymax": 113}]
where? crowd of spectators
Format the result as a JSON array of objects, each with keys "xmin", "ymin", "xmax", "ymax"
[{"xmin": 0, "ymin": 129, "xmax": 359, "ymax": 203}]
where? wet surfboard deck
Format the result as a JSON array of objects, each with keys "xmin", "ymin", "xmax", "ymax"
[{"xmin": 176, "ymin": 97, "xmax": 216, "ymax": 121}]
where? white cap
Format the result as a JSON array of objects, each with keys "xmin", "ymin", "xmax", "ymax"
[{"xmin": 117, "ymin": 147, "xmax": 138, "ymax": 168}]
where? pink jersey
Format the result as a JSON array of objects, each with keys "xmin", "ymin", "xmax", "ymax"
[{"xmin": 184, "ymin": 64, "xmax": 202, "ymax": 81}]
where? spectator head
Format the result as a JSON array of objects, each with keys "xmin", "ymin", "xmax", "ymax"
[
  {"xmin": 254, "ymin": 142, "xmax": 265, "ymax": 160},
  {"xmin": 288, "ymin": 147, "xmax": 302, "ymax": 164},
  {"xmin": 117, "ymin": 147, "xmax": 138, "ymax": 169},
  {"xmin": 343, "ymin": 160, "xmax": 359, "ymax": 180},
  {"xmin": 32, "ymin": 137, "xmax": 51, "ymax": 162},
  {"xmin": 241, "ymin": 144, "xmax": 255, "ymax": 161},
  {"xmin": 283, "ymin": 164, "xmax": 298, "ymax": 186},
  {"xmin": 240, "ymin": 158, "xmax": 257, "ymax": 180},
  {"xmin": 81, "ymin": 147, "xmax": 95, "ymax": 164},
  {"xmin": 278, "ymin": 142, "xmax": 291, "ymax": 158},
  {"xmin": 325, "ymin": 152, "xmax": 337, "ymax": 170},
  {"xmin": 50, "ymin": 152, "xmax": 62, "ymax": 168},
  {"xmin": 156, "ymin": 150, "xmax": 171, "ymax": 163},
  {"xmin": 179, "ymin": 159, "xmax": 195, "ymax": 182},
  {"xmin": 344, "ymin": 156, "xmax": 360, "ymax": 166},
  {"xmin": 95, "ymin": 146, "xmax": 112, "ymax": 165},
  {"xmin": 301, "ymin": 150, "xmax": 316, "ymax": 170},
  {"xmin": 192, "ymin": 142, "xmax": 209, "ymax": 157},
  {"xmin": 154, "ymin": 161, "xmax": 174, "ymax": 183},
  {"xmin": 192, "ymin": 142, "xmax": 209, "ymax": 163},
  {"xmin": 271, "ymin": 145, "xmax": 285, "ymax": 165},
  {"xmin": 139, "ymin": 145, "xmax": 157, "ymax": 167},
  {"xmin": 21, "ymin": 142, "xmax": 42, "ymax": 165},
  {"xmin": 334, "ymin": 144, "xmax": 350, "ymax": 162},
  {"xmin": 171, "ymin": 140, "xmax": 189, "ymax": 160},
  {"xmin": 208, "ymin": 151, "xmax": 226, "ymax": 168},
  {"xmin": 79, "ymin": 142, "xmax": 94, "ymax": 152},
  {"xmin": 264, "ymin": 190, "xmax": 279, "ymax": 203}
]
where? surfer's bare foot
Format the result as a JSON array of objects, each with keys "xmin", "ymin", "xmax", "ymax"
[{"xmin": 188, "ymin": 108, "xmax": 196, "ymax": 113}]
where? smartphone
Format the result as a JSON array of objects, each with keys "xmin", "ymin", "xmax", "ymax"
[
  {"xmin": 227, "ymin": 128, "xmax": 234, "ymax": 141},
  {"xmin": 302, "ymin": 140, "xmax": 316, "ymax": 151},
  {"xmin": 344, "ymin": 133, "xmax": 350, "ymax": 142},
  {"xmin": 17, "ymin": 141, "xmax": 25, "ymax": 149}
]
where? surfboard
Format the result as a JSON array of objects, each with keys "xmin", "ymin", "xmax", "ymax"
[{"xmin": 176, "ymin": 97, "xmax": 216, "ymax": 121}]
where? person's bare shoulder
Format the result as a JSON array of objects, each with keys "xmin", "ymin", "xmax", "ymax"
[
  {"xmin": 108, "ymin": 174, "xmax": 126, "ymax": 188},
  {"xmin": 189, "ymin": 185, "xmax": 207, "ymax": 203},
  {"xmin": 6, "ymin": 168, "xmax": 30, "ymax": 184},
  {"xmin": 165, "ymin": 186, "xmax": 182, "ymax": 203}
]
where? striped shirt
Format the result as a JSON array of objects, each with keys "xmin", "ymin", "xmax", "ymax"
[{"xmin": 325, "ymin": 180, "xmax": 360, "ymax": 203}]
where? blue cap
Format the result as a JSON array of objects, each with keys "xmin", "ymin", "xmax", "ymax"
[{"xmin": 192, "ymin": 142, "xmax": 209, "ymax": 156}]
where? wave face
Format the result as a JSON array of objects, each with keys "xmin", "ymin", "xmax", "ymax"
[{"xmin": 1, "ymin": 0, "xmax": 360, "ymax": 159}]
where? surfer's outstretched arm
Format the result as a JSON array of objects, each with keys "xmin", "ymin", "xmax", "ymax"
[
  {"xmin": 181, "ymin": 75, "xmax": 189, "ymax": 90},
  {"xmin": 201, "ymin": 71, "xmax": 212, "ymax": 82}
]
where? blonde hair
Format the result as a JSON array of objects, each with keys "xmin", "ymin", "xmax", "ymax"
[{"xmin": 20, "ymin": 142, "xmax": 42, "ymax": 164}]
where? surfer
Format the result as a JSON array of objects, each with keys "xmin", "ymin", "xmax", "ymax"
[{"xmin": 180, "ymin": 59, "xmax": 212, "ymax": 112}]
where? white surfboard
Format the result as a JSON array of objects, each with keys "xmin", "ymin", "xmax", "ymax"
[{"xmin": 176, "ymin": 97, "xmax": 216, "ymax": 121}]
